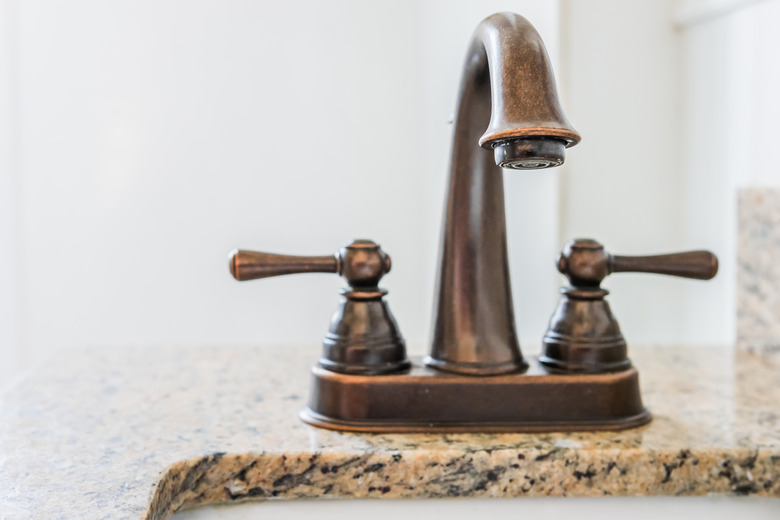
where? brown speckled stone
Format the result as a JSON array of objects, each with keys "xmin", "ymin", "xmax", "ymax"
[
  {"xmin": 738, "ymin": 188, "xmax": 780, "ymax": 356},
  {"xmin": 0, "ymin": 345, "xmax": 778, "ymax": 519}
]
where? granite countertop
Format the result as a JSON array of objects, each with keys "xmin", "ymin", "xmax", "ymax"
[{"xmin": 0, "ymin": 344, "xmax": 778, "ymax": 519}]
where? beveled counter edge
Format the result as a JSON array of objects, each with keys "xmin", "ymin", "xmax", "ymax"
[{"xmin": 145, "ymin": 446, "xmax": 780, "ymax": 519}]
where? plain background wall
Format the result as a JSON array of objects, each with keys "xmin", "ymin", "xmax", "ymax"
[
  {"xmin": 2, "ymin": 0, "xmax": 779, "ymax": 385},
  {"xmin": 559, "ymin": 0, "xmax": 691, "ymax": 344},
  {"xmin": 678, "ymin": 0, "xmax": 780, "ymax": 342},
  {"xmin": 0, "ymin": 0, "xmax": 562, "ymax": 385}
]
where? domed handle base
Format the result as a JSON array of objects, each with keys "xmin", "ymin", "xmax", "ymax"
[
  {"xmin": 541, "ymin": 287, "xmax": 632, "ymax": 374},
  {"xmin": 319, "ymin": 290, "xmax": 410, "ymax": 375}
]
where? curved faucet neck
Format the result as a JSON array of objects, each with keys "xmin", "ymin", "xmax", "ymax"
[{"xmin": 427, "ymin": 13, "xmax": 579, "ymax": 376}]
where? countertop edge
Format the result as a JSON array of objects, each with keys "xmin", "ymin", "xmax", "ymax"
[{"xmin": 146, "ymin": 446, "xmax": 780, "ymax": 519}]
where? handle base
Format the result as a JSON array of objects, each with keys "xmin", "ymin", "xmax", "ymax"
[
  {"xmin": 320, "ymin": 291, "xmax": 409, "ymax": 375},
  {"xmin": 541, "ymin": 287, "xmax": 631, "ymax": 374}
]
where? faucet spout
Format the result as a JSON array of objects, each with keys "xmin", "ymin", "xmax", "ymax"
[{"xmin": 426, "ymin": 13, "xmax": 580, "ymax": 375}]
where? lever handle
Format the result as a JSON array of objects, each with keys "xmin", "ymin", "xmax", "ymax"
[
  {"xmin": 610, "ymin": 251, "xmax": 718, "ymax": 280},
  {"xmin": 557, "ymin": 238, "xmax": 718, "ymax": 288},
  {"xmin": 230, "ymin": 251, "xmax": 337, "ymax": 281},
  {"xmin": 229, "ymin": 239, "xmax": 391, "ymax": 288}
]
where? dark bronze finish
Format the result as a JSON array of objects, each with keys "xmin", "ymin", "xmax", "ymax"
[
  {"xmin": 429, "ymin": 13, "xmax": 580, "ymax": 376},
  {"xmin": 229, "ymin": 240, "xmax": 410, "ymax": 375},
  {"xmin": 230, "ymin": 251, "xmax": 337, "ymax": 281},
  {"xmin": 227, "ymin": 13, "xmax": 718, "ymax": 434},
  {"xmin": 300, "ymin": 357, "xmax": 650, "ymax": 433},
  {"xmin": 541, "ymin": 239, "xmax": 719, "ymax": 374}
]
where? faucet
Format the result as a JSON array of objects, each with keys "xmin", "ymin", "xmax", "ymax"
[
  {"xmin": 428, "ymin": 12, "xmax": 580, "ymax": 376},
  {"xmin": 227, "ymin": 13, "xmax": 718, "ymax": 433}
]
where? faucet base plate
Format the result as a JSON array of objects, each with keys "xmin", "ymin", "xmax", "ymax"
[{"xmin": 300, "ymin": 357, "xmax": 651, "ymax": 433}]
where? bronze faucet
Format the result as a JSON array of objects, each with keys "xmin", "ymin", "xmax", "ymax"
[
  {"xmin": 227, "ymin": 13, "xmax": 718, "ymax": 433},
  {"xmin": 428, "ymin": 12, "xmax": 580, "ymax": 376}
]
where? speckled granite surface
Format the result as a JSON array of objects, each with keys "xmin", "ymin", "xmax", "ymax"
[
  {"xmin": 0, "ymin": 345, "xmax": 778, "ymax": 519},
  {"xmin": 738, "ymin": 188, "xmax": 780, "ymax": 356}
]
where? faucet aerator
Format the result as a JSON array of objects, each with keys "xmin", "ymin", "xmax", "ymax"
[{"xmin": 493, "ymin": 138, "xmax": 566, "ymax": 170}]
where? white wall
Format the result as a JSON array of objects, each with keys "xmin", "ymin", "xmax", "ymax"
[
  {"xmin": 0, "ymin": 0, "xmax": 21, "ymax": 384},
  {"xmin": 558, "ymin": 0, "xmax": 780, "ymax": 347},
  {"xmin": 0, "ymin": 0, "xmax": 560, "ymax": 383},
  {"xmin": 3, "ymin": 0, "xmax": 776, "ymax": 382},
  {"xmin": 678, "ymin": 0, "xmax": 780, "ymax": 344},
  {"xmin": 559, "ymin": 0, "xmax": 699, "ymax": 346}
]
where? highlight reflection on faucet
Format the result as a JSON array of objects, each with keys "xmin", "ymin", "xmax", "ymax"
[{"xmin": 428, "ymin": 12, "xmax": 580, "ymax": 376}]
